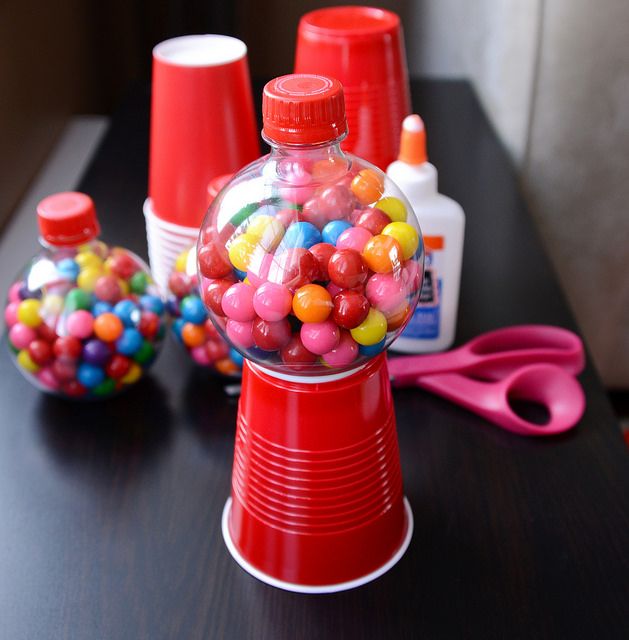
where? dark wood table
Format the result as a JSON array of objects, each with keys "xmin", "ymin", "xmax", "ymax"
[{"xmin": 1, "ymin": 80, "xmax": 628, "ymax": 639}]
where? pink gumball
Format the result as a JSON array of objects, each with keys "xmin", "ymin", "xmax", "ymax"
[
  {"xmin": 253, "ymin": 282, "xmax": 292, "ymax": 321},
  {"xmin": 402, "ymin": 260, "xmax": 421, "ymax": 295},
  {"xmin": 300, "ymin": 319, "xmax": 340, "ymax": 355},
  {"xmin": 316, "ymin": 185, "xmax": 355, "ymax": 220},
  {"xmin": 9, "ymin": 323, "xmax": 37, "ymax": 350},
  {"xmin": 37, "ymin": 366, "xmax": 60, "ymax": 390},
  {"xmin": 221, "ymin": 283, "xmax": 256, "ymax": 322},
  {"xmin": 191, "ymin": 345, "xmax": 211, "ymax": 365},
  {"xmin": 321, "ymin": 331, "xmax": 359, "ymax": 367},
  {"xmin": 277, "ymin": 159, "xmax": 314, "ymax": 205},
  {"xmin": 276, "ymin": 208, "xmax": 299, "ymax": 228},
  {"xmin": 300, "ymin": 199, "xmax": 327, "ymax": 229},
  {"xmin": 247, "ymin": 252, "xmax": 273, "ymax": 288},
  {"xmin": 226, "ymin": 319, "xmax": 254, "ymax": 348},
  {"xmin": 366, "ymin": 273, "xmax": 406, "ymax": 313},
  {"xmin": 336, "ymin": 226, "xmax": 373, "ymax": 253},
  {"xmin": 8, "ymin": 282, "xmax": 22, "ymax": 303},
  {"xmin": 65, "ymin": 310, "xmax": 94, "ymax": 339},
  {"xmin": 326, "ymin": 282, "xmax": 343, "ymax": 298},
  {"xmin": 4, "ymin": 301, "xmax": 19, "ymax": 328}
]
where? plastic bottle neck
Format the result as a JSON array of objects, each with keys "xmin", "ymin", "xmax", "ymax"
[
  {"xmin": 265, "ymin": 134, "xmax": 346, "ymax": 157},
  {"xmin": 389, "ymin": 159, "xmax": 439, "ymax": 202}
]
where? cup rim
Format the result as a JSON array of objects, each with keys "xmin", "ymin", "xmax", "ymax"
[{"xmin": 153, "ymin": 34, "xmax": 247, "ymax": 68}]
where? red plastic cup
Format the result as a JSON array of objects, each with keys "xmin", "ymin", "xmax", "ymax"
[
  {"xmin": 149, "ymin": 35, "xmax": 260, "ymax": 228},
  {"xmin": 294, "ymin": 6, "xmax": 411, "ymax": 170},
  {"xmin": 222, "ymin": 353, "xmax": 413, "ymax": 592}
]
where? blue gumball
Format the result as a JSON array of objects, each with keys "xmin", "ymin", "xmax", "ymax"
[
  {"xmin": 281, "ymin": 221, "xmax": 322, "ymax": 250},
  {"xmin": 322, "ymin": 220, "xmax": 352, "ymax": 246},
  {"xmin": 92, "ymin": 301, "xmax": 113, "ymax": 317},
  {"xmin": 116, "ymin": 328, "xmax": 143, "ymax": 355},
  {"xmin": 57, "ymin": 258, "xmax": 80, "ymax": 281},
  {"xmin": 359, "ymin": 338, "xmax": 386, "ymax": 357},
  {"xmin": 229, "ymin": 348, "xmax": 244, "ymax": 367},
  {"xmin": 172, "ymin": 318, "xmax": 185, "ymax": 341},
  {"xmin": 113, "ymin": 299, "xmax": 139, "ymax": 327},
  {"xmin": 77, "ymin": 362, "xmax": 105, "ymax": 389},
  {"xmin": 140, "ymin": 294, "xmax": 164, "ymax": 315},
  {"xmin": 180, "ymin": 295, "xmax": 207, "ymax": 324}
]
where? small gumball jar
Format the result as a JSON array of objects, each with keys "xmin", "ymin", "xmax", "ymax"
[
  {"xmin": 199, "ymin": 75, "xmax": 424, "ymax": 593},
  {"xmin": 3, "ymin": 192, "xmax": 166, "ymax": 399},
  {"xmin": 166, "ymin": 247, "xmax": 242, "ymax": 378}
]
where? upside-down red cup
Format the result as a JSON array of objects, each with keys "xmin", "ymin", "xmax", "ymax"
[
  {"xmin": 149, "ymin": 35, "xmax": 260, "ymax": 228},
  {"xmin": 294, "ymin": 6, "xmax": 411, "ymax": 170},
  {"xmin": 223, "ymin": 353, "xmax": 413, "ymax": 593}
]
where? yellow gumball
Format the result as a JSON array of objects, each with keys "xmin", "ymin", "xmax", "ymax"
[
  {"xmin": 41, "ymin": 294, "xmax": 64, "ymax": 319},
  {"xmin": 17, "ymin": 299, "xmax": 42, "ymax": 328},
  {"xmin": 175, "ymin": 250, "xmax": 189, "ymax": 273},
  {"xmin": 77, "ymin": 266, "xmax": 103, "ymax": 292},
  {"xmin": 375, "ymin": 197, "xmax": 407, "ymax": 222},
  {"xmin": 382, "ymin": 222, "xmax": 419, "ymax": 260},
  {"xmin": 17, "ymin": 349, "xmax": 40, "ymax": 373},
  {"xmin": 75, "ymin": 252, "xmax": 102, "ymax": 270},
  {"xmin": 247, "ymin": 215, "xmax": 285, "ymax": 251},
  {"xmin": 122, "ymin": 362, "xmax": 142, "ymax": 384},
  {"xmin": 228, "ymin": 233, "xmax": 258, "ymax": 272},
  {"xmin": 350, "ymin": 308, "xmax": 387, "ymax": 346},
  {"xmin": 118, "ymin": 278, "xmax": 130, "ymax": 296}
]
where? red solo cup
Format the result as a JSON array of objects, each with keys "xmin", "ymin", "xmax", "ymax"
[
  {"xmin": 222, "ymin": 353, "xmax": 413, "ymax": 592},
  {"xmin": 294, "ymin": 6, "xmax": 411, "ymax": 170},
  {"xmin": 149, "ymin": 35, "xmax": 260, "ymax": 228}
]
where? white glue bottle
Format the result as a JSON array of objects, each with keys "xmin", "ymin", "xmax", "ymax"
[{"xmin": 388, "ymin": 115, "xmax": 465, "ymax": 353}]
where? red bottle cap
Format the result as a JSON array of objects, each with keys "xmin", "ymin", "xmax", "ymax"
[
  {"xmin": 37, "ymin": 192, "xmax": 101, "ymax": 246},
  {"xmin": 262, "ymin": 74, "xmax": 347, "ymax": 145}
]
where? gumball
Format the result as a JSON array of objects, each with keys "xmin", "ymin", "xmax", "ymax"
[
  {"xmin": 215, "ymin": 359, "xmax": 240, "ymax": 376},
  {"xmin": 327, "ymin": 249, "xmax": 368, "ymax": 290},
  {"xmin": 281, "ymin": 334, "xmax": 318, "ymax": 368},
  {"xmin": 247, "ymin": 215, "xmax": 285, "ymax": 251},
  {"xmin": 382, "ymin": 222, "xmax": 419, "ymax": 260},
  {"xmin": 300, "ymin": 319, "xmax": 340, "ymax": 355},
  {"xmin": 17, "ymin": 349, "xmax": 40, "ymax": 373},
  {"xmin": 321, "ymin": 331, "xmax": 358, "ymax": 367},
  {"xmin": 180, "ymin": 323, "xmax": 205, "ymax": 348},
  {"xmin": 77, "ymin": 363, "xmax": 105, "ymax": 388},
  {"xmin": 375, "ymin": 197, "xmax": 407, "ymax": 222},
  {"xmin": 9, "ymin": 324, "xmax": 37, "ymax": 350},
  {"xmin": 281, "ymin": 222, "xmax": 322, "ymax": 250},
  {"xmin": 8, "ymin": 281, "xmax": 23, "ymax": 303},
  {"xmin": 275, "ymin": 208, "xmax": 300, "ymax": 228},
  {"xmin": 226, "ymin": 319, "xmax": 255, "ymax": 348},
  {"xmin": 113, "ymin": 300, "xmax": 139, "ymax": 327},
  {"xmin": 309, "ymin": 242, "xmax": 336, "ymax": 281},
  {"xmin": 37, "ymin": 367, "xmax": 60, "ymax": 391},
  {"xmin": 94, "ymin": 275, "xmax": 122, "ymax": 304},
  {"xmin": 93, "ymin": 312, "xmax": 123, "ymax": 342},
  {"xmin": 333, "ymin": 290, "xmax": 370, "ymax": 329},
  {"xmin": 65, "ymin": 288, "xmax": 92, "ymax": 311},
  {"xmin": 354, "ymin": 208, "xmax": 391, "ymax": 235},
  {"xmin": 300, "ymin": 199, "xmax": 328, "ymax": 229},
  {"xmin": 28, "ymin": 339, "xmax": 53, "ymax": 365},
  {"xmin": 205, "ymin": 339, "xmax": 230, "ymax": 362},
  {"xmin": 53, "ymin": 336, "xmax": 82, "ymax": 360},
  {"xmin": 311, "ymin": 156, "xmax": 346, "ymax": 181},
  {"xmin": 181, "ymin": 295, "xmax": 208, "ymax": 324},
  {"xmin": 116, "ymin": 328, "xmax": 143, "ymax": 355},
  {"xmin": 292, "ymin": 284, "xmax": 333, "ymax": 323},
  {"xmin": 169, "ymin": 271, "xmax": 192, "ymax": 298},
  {"xmin": 82, "ymin": 339, "xmax": 112, "ymax": 366},
  {"xmin": 130, "ymin": 271, "xmax": 149, "ymax": 294},
  {"xmin": 105, "ymin": 354, "xmax": 131, "ymax": 379},
  {"xmin": 229, "ymin": 348, "xmax": 245, "ymax": 367},
  {"xmin": 52, "ymin": 359, "xmax": 77, "ymax": 382},
  {"xmin": 358, "ymin": 338, "xmax": 386, "ymax": 357},
  {"xmin": 17, "ymin": 299, "xmax": 42, "ymax": 328},
  {"xmin": 121, "ymin": 363, "xmax": 142, "ymax": 385},
  {"xmin": 253, "ymin": 282, "xmax": 293, "ymax": 321},
  {"xmin": 267, "ymin": 248, "xmax": 317, "ymax": 290},
  {"xmin": 335, "ymin": 226, "xmax": 372, "ymax": 253},
  {"xmin": 37, "ymin": 322, "xmax": 58, "ymax": 343},
  {"xmin": 75, "ymin": 252, "xmax": 102, "ymax": 270},
  {"xmin": 326, "ymin": 282, "xmax": 343, "ymax": 298},
  {"xmin": 277, "ymin": 158, "xmax": 314, "ymax": 204},
  {"xmin": 362, "ymin": 235, "xmax": 403, "ymax": 274},
  {"xmin": 66, "ymin": 310, "xmax": 94, "ymax": 339},
  {"xmin": 19, "ymin": 283, "xmax": 41, "ymax": 300},
  {"xmin": 56, "ymin": 258, "xmax": 80, "ymax": 281},
  {"xmin": 246, "ymin": 252, "xmax": 273, "ymax": 288},
  {"xmin": 385, "ymin": 304, "xmax": 410, "ymax": 331},
  {"xmin": 365, "ymin": 273, "xmax": 406, "ymax": 313},
  {"xmin": 107, "ymin": 251, "xmax": 138, "ymax": 279},
  {"xmin": 4, "ymin": 301, "xmax": 19, "ymax": 328},
  {"xmin": 133, "ymin": 341, "xmax": 155, "ymax": 365},
  {"xmin": 202, "ymin": 279, "xmax": 234, "ymax": 316},
  {"xmin": 140, "ymin": 295, "xmax": 164, "ymax": 315},
  {"xmin": 138, "ymin": 311, "xmax": 160, "ymax": 338},
  {"xmin": 228, "ymin": 233, "xmax": 259, "ymax": 272},
  {"xmin": 253, "ymin": 317, "xmax": 292, "ymax": 351},
  {"xmin": 351, "ymin": 169, "xmax": 384, "ymax": 205},
  {"xmin": 191, "ymin": 345, "xmax": 211, "ymax": 365},
  {"xmin": 322, "ymin": 220, "xmax": 352, "ymax": 246},
  {"xmin": 316, "ymin": 185, "xmax": 355, "ymax": 220},
  {"xmin": 93, "ymin": 378, "xmax": 117, "ymax": 396},
  {"xmin": 350, "ymin": 308, "xmax": 387, "ymax": 346},
  {"xmin": 62, "ymin": 380, "xmax": 87, "ymax": 397},
  {"xmin": 198, "ymin": 242, "xmax": 232, "ymax": 278},
  {"xmin": 77, "ymin": 266, "xmax": 103, "ymax": 292},
  {"xmin": 41, "ymin": 294, "xmax": 65, "ymax": 319},
  {"xmin": 221, "ymin": 283, "xmax": 256, "ymax": 322}
]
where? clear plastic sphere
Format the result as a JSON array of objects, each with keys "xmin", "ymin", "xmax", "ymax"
[
  {"xmin": 166, "ymin": 246, "xmax": 242, "ymax": 377},
  {"xmin": 198, "ymin": 149, "xmax": 424, "ymax": 377},
  {"xmin": 4, "ymin": 240, "xmax": 167, "ymax": 398}
]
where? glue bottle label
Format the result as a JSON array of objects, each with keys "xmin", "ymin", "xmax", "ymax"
[{"xmin": 402, "ymin": 236, "xmax": 443, "ymax": 339}]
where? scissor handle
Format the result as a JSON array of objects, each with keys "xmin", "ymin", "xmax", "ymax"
[
  {"xmin": 415, "ymin": 364, "xmax": 586, "ymax": 436},
  {"xmin": 388, "ymin": 324, "xmax": 585, "ymax": 385}
]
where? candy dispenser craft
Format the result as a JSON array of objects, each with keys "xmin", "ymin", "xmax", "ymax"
[
  {"xmin": 4, "ymin": 192, "xmax": 166, "ymax": 398},
  {"xmin": 198, "ymin": 75, "xmax": 424, "ymax": 592}
]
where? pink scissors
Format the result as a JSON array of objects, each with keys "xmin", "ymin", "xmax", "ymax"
[{"xmin": 387, "ymin": 325, "xmax": 586, "ymax": 437}]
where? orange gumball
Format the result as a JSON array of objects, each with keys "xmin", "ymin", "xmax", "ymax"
[
  {"xmin": 292, "ymin": 284, "xmax": 333, "ymax": 323},
  {"xmin": 215, "ymin": 358, "xmax": 240, "ymax": 376},
  {"xmin": 351, "ymin": 169, "xmax": 384, "ymax": 206},
  {"xmin": 93, "ymin": 312, "xmax": 124, "ymax": 342},
  {"xmin": 362, "ymin": 235, "xmax": 403, "ymax": 273},
  {"xmin": 181, "ymin": 323, "xmax": 206, "ymax": 348},
  {"xmin": 385, "ymin": 303, "xmax": 410, "ymax": 331}
]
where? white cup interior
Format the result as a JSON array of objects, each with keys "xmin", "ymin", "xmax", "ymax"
[{"xmin": 153, "ymin": 34, "xmax": 247, "ymax": 68}]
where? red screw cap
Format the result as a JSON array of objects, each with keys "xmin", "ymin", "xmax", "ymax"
[
  {"xmin": 37, "ymin": 192, "xmax": 101, "ymax": 246},
  {"xmin": 262, "ymin": 74, "xmax": 347, "ymax": 145}
]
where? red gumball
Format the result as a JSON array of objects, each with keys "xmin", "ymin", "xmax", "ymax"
[
  {"xmin": 332, "ymin": 291, "xmax": 370, "ymax": 329},
  {"xmin": 94, "ymin": 275, "xmax": 122, "ymax": 303},
  {"xmin": 275, "ymin": 208, "xmax": 299, "ymax": 229},
  {"xmin": 280, "ymin": 334, "xmax": 317, "ymax": 368},
  {"xmin": 62, "ymin": 380, "xmax": 87, "ymax": 397},
  {"xmin": 105, "ymin": 354, "xmax": 131, "ymax": 379},
  {"xmin": 138, "ymin": 311, "xmax": 160, "ymax": 338},
  {"xmin": 168, "ymin": 272, "xmax": 192, "ymax": 298},
  {"xmin": 327, "ymin": 249, "xmax": 368, "ymax": 290},
  {"xmin": 53, "ymin": 336, "xmax": 83, "ymax": 360},
  {"xmin": 354, "ymin": 208, "xmax": 391, "ymax": 235},
  {"xmin": 28, "ymin": 339, "xmax": 53, "ymax": 365},
  {"xmin": 200, "ymin": 222, "xmax": 235, "ymax": 246},
  {"xmin": 52, "ymin": 359, "xmax": 77, "ymax": 382},
  {"xmin": 203, "ymin": 279, "xmax": 233, "ymax": 316},
  {"xmin": 204, "ymin": 318, "xmax": 220, "ymax": 339},
  {"xmin": 268, "ymin": 248, "xmax": 317, "ymax": 291},
  {"xmin": 309, "ymin": 242, "xmax": 336, "ymax": 282},
  {"xmin": 252, "ymin": 317, "xmax": 292, "ymax": 351},
  {"xmin": 198, "ymin": 242, "xmax": 232, "ymax": 279},
  {"xmin": 108, "ymin": 252, "xmax": 138, "ymax": 279},
  {"xmin": 37, "ymin": 322, "xmax": 58, "ymax": 343},
  {"xmin": 205, "ymin": 339, "xmax": 229, "ymax": 361}
]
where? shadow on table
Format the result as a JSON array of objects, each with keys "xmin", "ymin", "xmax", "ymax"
[{"xmin": 35, "ymin": 375, "xmax": 173, "ymax": 481}]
